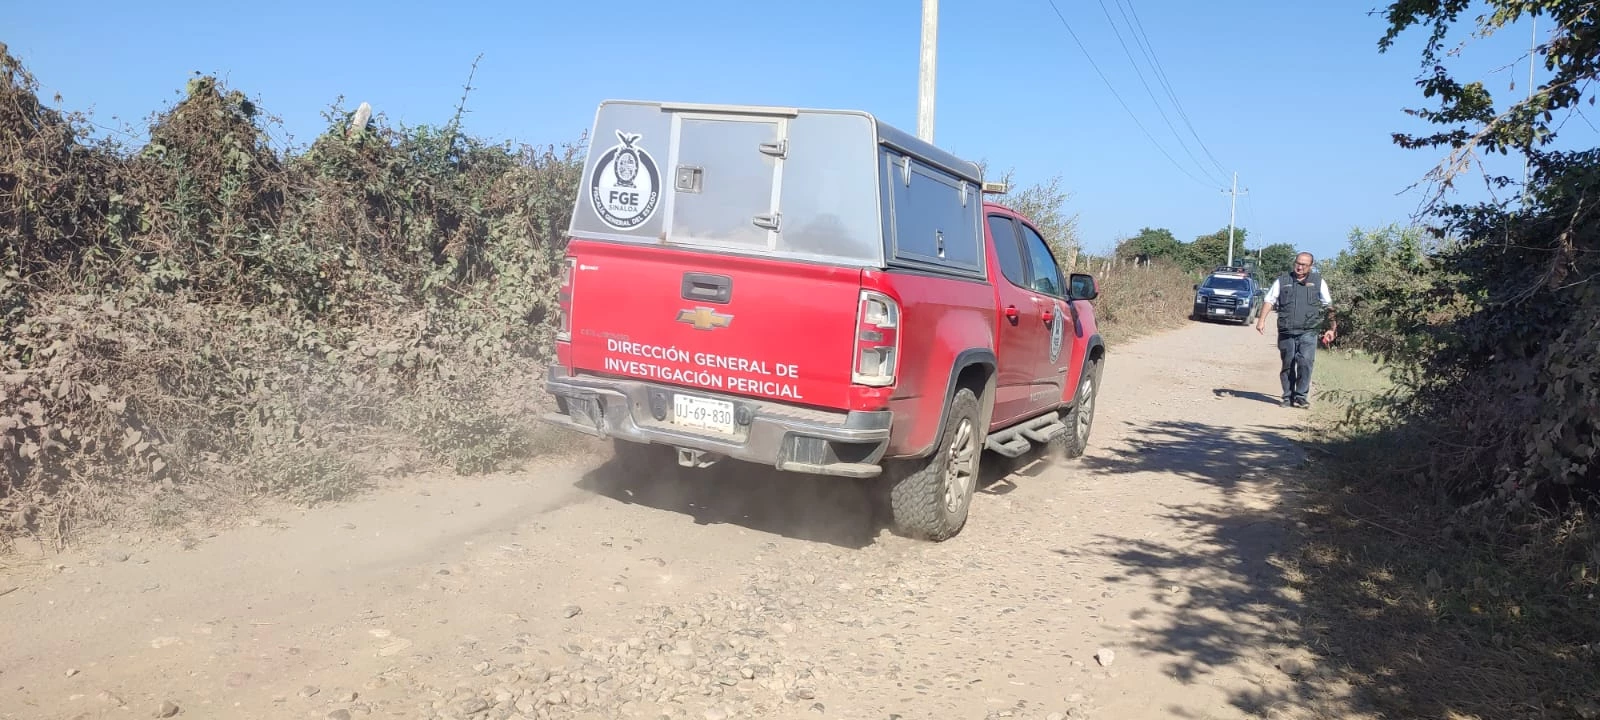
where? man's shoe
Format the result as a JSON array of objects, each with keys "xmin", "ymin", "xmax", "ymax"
[
  {"xmin": 1292, "ymin": 398, "xmax": 1310, "ymax": 409},
  {"xmin": 1280, "ymin": 397, "xmax": 1292, "ymax": 408}
]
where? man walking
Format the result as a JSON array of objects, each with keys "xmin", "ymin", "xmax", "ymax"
[{"xmin": 1255, "ymin": 252, "xmax": 1337, "ymax": 408}]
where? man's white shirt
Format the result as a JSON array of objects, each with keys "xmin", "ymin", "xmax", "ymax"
[{"xmin": 1263, "ymin": 276, "xmax": 1333, "ymax": 308}]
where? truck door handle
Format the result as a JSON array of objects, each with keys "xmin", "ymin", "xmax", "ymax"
[
  {"xmin": 1004, "ymin": 305, "xmax": 1019, "ymax": 322},
  {"xmin": 1041, "ymin": 308, "xmax": 1055, "ymax": 323},
  {"xmin": 758, "ymin": 140, "xmax": 788, "ymax": 158},
  {"xmin": 681, "ymin": 272, "xmax": 733, "ymax": 304}
]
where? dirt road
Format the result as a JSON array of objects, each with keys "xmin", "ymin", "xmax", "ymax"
[{"xmin": 1, "ymin": 320, "xmax": 1352, "ymax": 720}]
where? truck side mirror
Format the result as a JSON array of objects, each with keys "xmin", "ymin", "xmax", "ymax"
[{"xmin": 1069, "ymin": 273, "xmax": 1099, "ymax": 301}]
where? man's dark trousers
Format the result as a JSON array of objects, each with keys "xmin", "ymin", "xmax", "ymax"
[{"xmin": 1278, "ymin": 330, "xmax": 1318, "ymax": 404}]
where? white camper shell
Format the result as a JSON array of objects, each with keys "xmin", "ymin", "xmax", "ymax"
[{"xmin": 568, "ymin": 99, "xmax": 1002, "ymax": 280}]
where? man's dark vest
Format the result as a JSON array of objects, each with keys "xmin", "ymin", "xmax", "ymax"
[{"xmin": 1276, "ymin": 270, "xmax": 1326, "ymax": 334}]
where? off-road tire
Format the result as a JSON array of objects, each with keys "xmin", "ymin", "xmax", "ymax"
[
  {"xmin": 1049, "ymin": 359, "xmax": 1102, "ymax": 461},
  {"xmin": 884, "ymin": 387, "xmax": 985, "ymax": 542}
]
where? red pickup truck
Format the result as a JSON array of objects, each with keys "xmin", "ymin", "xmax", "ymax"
[{"xmin": 543, "ymin": 100, "xmax": 1106, "ymax": 541}]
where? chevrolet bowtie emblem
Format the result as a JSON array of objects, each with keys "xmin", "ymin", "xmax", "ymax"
[{"xmin": 676, "ymin": 306, "xmax": 733, "ymax": 331}]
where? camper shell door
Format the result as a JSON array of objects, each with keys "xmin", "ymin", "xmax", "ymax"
[{"xmin": 569, "ymin": 100, "xmax": 890, "ymax": 268}]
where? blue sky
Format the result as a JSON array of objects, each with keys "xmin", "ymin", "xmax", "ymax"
[{"xmin": 9, "ymin": 0, "xmax": 1585, "ymax": 260}]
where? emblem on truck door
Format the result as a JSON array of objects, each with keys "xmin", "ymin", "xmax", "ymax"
[
  {"xmin": 676, "ymin": 306, "xmax": 733, "ymax": 331},
  {"xmin": 589, "ymin": 130, "xmax": 661, "ymax": 230},
  {"xmin": 1049, "ymin": 299, "xmax": 1065, "ymax": 363}
]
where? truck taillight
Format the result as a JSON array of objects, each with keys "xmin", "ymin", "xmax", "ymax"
[
  {"xmin": 556, "ymin": 256, "xmax": 576, "ymax": 342},
  {"xmin": 852, "ymin": 290, "xmax": 900, "ymax": 387}
]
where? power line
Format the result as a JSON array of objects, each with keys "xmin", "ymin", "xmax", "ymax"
[
  {"xmin": 1244, "ymin": 187, "xmax": 1261, "ymax": 238},
  {"xmin": 1042, "ymin": 0, "xmax": 1222, "ymax": 190},
  {"xmin": 1109, "ymin": 0, "xmax": 1220, "ymax": 179},
  {"xmin": 1241, "ymin": 186, "xmax": 1266, "ymax": 261},
  {"xmin": 1119, "ymin": 0, "xmax": 1232, "ymax": 180},
  {"xmin": 1118, "ymin": 0, "xmax": 1234, "ymax": 181},
  {"xmin": 1092, "ymin": 0, "xmax": 1229, "ymax": 186}
]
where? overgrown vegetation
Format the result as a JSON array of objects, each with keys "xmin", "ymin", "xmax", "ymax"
[
  {"xmin": 1328, "ymin": 0, "xmax": 1599, "ymax": 522},
  {"xmin": 1317, "ymin": 224, "xmax": 1443, "ymax": 359},
  {"xmin": 1282, "ymin": 2, "xmax": 1600, "ymax": 715},
  {"xmin": 1083, "ymin": 258, "xmax": 1197, "ymax": 342},
  {"xmin": 1, "ymin": 45, "xmax": 584, "ymax": 548},
  {"xmin": 1292, "ymin": 350, "xmax": 1600, "ymax": 719}
]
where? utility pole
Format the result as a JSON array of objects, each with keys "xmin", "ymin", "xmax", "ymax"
[
  {"xmin": 1221, "ymin": 171, "xmax": 1247, "ymax": 267},
  {"xmin": 917, "ymin": 0, "xmax": 938, "ymax": 143}
]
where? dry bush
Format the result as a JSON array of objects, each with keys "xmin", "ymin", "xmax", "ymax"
[
  {"xmin": 0, "ymin": 45, "xmax": 121, "ymax": 283},
  {"xmin": 0, "ymin": 46, "xmax": 585, "ymax": 549},
  {"xmin": 1272, "ymin": 1, "xmax": 1600, "ymax": 711},
  {"xmin": 1328, "ymin": 152, "xmax": 1600, "ymax": 515},
  {"xmin": 1088, "ymin": 258, "xmax": 1199, "ymax": 342},
  {"xmin": 1347, "ymin": 0, "xmax": 1600, "ymax": 516}
]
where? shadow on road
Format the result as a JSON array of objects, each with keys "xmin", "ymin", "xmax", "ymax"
[
  {"xmin": 1212, "ymin": 387, "xmax": 1283, "ymax": 406},
  {"xmin": 574, "ymin": 443, "xmax": 1029, "ymax": 550},
  {"xmin": 1081, "ymin": 419, "xmax": 1307, "ymax": 495},
  {"xmin": 1070, "ymin": 413, "xmax": 1595, "ymax": 717},
  {"xmin": 1090, "ymin": 502, "xmax": 1338, "ymax": 716},
  {"xmin": 1071, "ymin": 418, "xmax": 1353, "ymax": 716},
  {"xmin": 575, "ymin": 450, "xmax": 886, "ymax": 549}
]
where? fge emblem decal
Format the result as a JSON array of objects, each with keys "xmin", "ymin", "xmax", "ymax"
[
  {"xmin": 1049, "ymin": 299, "xmax": 1065, "ymax": 364},
  {"xmin": 589, "ymin": 130, "xmax": 661, "ymax": 230}
]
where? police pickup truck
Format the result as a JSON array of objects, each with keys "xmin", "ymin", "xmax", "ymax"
[{"xmin": 1191, "ymin": 266, "xmax": 1261, "ymax": 324}]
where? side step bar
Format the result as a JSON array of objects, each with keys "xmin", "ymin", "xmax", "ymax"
[{"xmin": 984, "ymin": 411, "xmax": 1069, "ymax": 459}]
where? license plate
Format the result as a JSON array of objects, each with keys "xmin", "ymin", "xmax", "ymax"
[
  {"xmin": 672, "ymin": 394, "xmax": 736, "ymax": 434},
  {"xmin": 1212, "ymin": 308, "xmax": 1228, "ymax": 314}
]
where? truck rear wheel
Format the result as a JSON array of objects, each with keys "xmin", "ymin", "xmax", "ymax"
[
  {"xmin": 885, "ymin": 387, "xmax": 984, "ymax": 542},
  {"xmin": 1050, "ymin": 358, "xmax": 1101, "ymax": 461}
]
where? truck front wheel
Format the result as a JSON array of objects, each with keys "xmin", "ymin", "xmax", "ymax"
[
  {"xmin": 885, "ymin": 386, "xmax": 984, "ymax": 542},
  {"xmin": 1050, "ymin": 358, "xmax": 1102, "ymax": 461}
]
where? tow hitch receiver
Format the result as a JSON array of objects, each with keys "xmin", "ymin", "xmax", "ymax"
[{"xmin": 676, "ymin": 447, "xmax": 721, "ymax": 468}]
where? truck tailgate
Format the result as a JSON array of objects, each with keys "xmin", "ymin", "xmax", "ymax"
[{"xmin": 566, "ymin": 239, "xmax": 863, "ymax": 411}]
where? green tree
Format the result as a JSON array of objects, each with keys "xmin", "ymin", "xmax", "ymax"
[
  {"xmin": 1379, "ymin": 0, "xmax": 1590, "ymax": 184},
  {"xmin": 1319, "ymin": 224, "xmax": 1436, "ymax": 355},
  {"xmin": 1367, "ymin": 0, "xmax": 1600, "ymax": 508},
  {"xmin": 1114, "ymin": 227, "xmax": 1182, "ymax": 261},
  {"xmin": 1183, "ymin": 227, "xmax": 1249, "ymax": 271},
  {"xmin": 1251, "ymin": 242, "xmax": 1297, "ymax": 277}
]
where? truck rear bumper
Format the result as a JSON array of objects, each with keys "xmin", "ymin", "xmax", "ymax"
[{"xmin": 541, "ymin": 365, "xmax": 893, "ymax": 478}]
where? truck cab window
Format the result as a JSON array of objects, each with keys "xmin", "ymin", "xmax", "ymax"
[
  {"xmin": 1020, "ymin": 224, "xmax": 1065, "ymax": 297},
  {"xmin": 987, "ymin": 215, "xmax": 1028, "ymax": 289}
]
